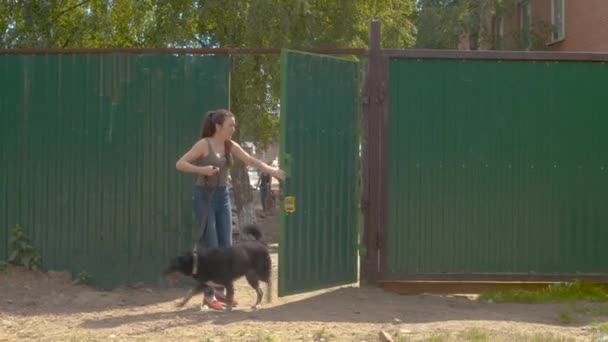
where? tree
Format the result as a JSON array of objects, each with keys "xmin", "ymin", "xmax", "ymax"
[
  {"xmin": 0, "ymin": 1, "xmax": 199, "ymax": 48},
  {"xmin": 414, "ymin": 0, "xmax": 509, "ymax": 50},
  {"xmin": 414, "ymin": 0, "xmax": 467, "ymax": 49},
  {"xmin": 414, "ymin": 0, "xmax": 554, "ymax": 51}
]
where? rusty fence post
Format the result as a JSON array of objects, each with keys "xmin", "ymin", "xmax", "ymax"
[{"xmin": 361, "ymin": 21, "xmax": 389, "ymax": 285}]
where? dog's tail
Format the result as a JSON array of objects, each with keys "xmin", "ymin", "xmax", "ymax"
[{"xmin": 242, "ymin": 224, "xmax": 263, "ymax": 241}]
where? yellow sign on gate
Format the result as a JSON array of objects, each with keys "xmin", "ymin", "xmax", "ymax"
[{"xmin": 283, "ymin": 196, "xmax": 296, "ymax": 214}]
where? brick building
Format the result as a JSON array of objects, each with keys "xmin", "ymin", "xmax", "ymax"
[{"xmin": 493, "ymin": 0, "xmax": 608, "ymax": 51}]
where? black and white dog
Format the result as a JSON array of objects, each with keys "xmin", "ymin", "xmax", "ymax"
[{"xmin": 164, "ymin": 224, "xmax": 272, "ymax": 311}]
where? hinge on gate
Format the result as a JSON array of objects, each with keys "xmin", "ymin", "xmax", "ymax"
[{"xmin": 360, "ymin": 198, "xmax": 369, "ymax": 211}]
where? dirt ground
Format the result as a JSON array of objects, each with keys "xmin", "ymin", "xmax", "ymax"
[
  {"xmin": 2, "ymin": 195, "xmax": 608, "ymax": 341},
  {"xmin": 3, "ymin": 264, "xmax": 608, "ymax": 342}
]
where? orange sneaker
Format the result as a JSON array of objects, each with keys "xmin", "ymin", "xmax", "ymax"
[
  {"xmin": 201, "ymin": 297, "xmax": 224, "ymax": 310},
  {"xmin": 215, "ymin": 292, "xmax": 238, "ymax": 306}
]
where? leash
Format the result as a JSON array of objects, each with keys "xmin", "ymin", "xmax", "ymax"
[{"xmin": 192, "ymin": 166, "xmax": 221, "ymax": 275}]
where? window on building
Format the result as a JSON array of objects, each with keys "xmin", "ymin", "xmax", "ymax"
[{"xmin": 552, "ymin": 0, "xmax": 566, "ymax": 41}]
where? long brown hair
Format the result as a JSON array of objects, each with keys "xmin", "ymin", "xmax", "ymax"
[{"xmin": 200, "ymin": 109, "xmax": 234, "ymax": 166}]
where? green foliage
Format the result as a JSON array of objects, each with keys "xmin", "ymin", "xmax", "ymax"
[
  {"xmin": 73, "ymin": 270, "xmax": 93, "ymax": 285},
  {"xmin": 1, "ymin": 1, "xmax": 200, "ymax": 48},
  {"xmin": 479, "ymin": 281, "xmax": 608, "ymax": 304},
  {"xmin": 460, "ymin": 327, "xmax": 491, "ymax": 342},
  {"xmin": 414, "ymin": 0, "xmax": 470, "ymax": 49},
  {"xmin": 427, "ymin": 333, "xmax": 447, "ymax": 342},
  {"xmin": 590, "ymin": 322, "xmax": 608, "ymax": 334},
  {"xmin": 312, "ymin": 326, "xmax": 335, "ymax": 341},
  {"xmin": 510, "ymin": 17, "xmax": 552, "ymax": 51},
  {"xmin": 557, "ymin": 310, "xmax": 574, "ymax": 324},
  {"xmin": 519, "ymin": 333, "xmax": 575, "ymax": 342},
  {"xmin": 7, "ymin": 224, "xmax": 42, "ymax": 271},
  {"xmin": 415, "ymin": 0, "xmax": 508, "ymax": 49},
  {"xmin": 572, "ymin": 303, "xmax": 608, "ymax": 316},
  {"xmin": 414, "ymin": 0, "xmax": 549, "ymax": 51}
]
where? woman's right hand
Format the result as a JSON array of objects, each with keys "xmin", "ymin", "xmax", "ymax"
[
  {"xmin": 200, "ymin": 166, "xmax": 220, "ymax": 176},
  {"xmin": 269, "ymin": 167, "xmax": 286, "ymax": 181}
]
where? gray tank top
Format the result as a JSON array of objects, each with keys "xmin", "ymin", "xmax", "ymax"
[{"xmin": 195, "ymin": 139, "xmax": 229, "ymax": 187}]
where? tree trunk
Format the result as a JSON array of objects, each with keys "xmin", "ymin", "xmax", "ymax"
[
  {"xmin": 468, "ymin": 0, "xmax": 496, "ymax": 51},
  {"xmin": 230, "ymin": 158, "xmax": 256, "ymax": 234},
  {"xmin": 229, "ymin": 131, "xmax": 257, "ymax": 235},
  {"xmin": 23, "ymin": 0, "xmax": 35, "ymax": 47},
  {"xmin": 227, "ymin": 57, "xmax": 259, "ymax": 235},
  {"xmin": 468, "ymin": 3, "xmax": 481, "ymax": 50}
]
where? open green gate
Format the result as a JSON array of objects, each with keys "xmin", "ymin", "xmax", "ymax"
[{"xmin": 278, "ymin": 50, "xmax": 361, "ymax": 296}]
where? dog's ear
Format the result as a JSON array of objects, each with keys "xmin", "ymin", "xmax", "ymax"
[{"xmin": 176, "ymin": 255, "xmax": 194, "ymax": 268}]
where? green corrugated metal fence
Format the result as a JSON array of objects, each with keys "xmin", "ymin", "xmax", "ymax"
[
  {"xmin": 388, "ymin": 58, "xmax": 608, "ymax": 276},
  {"xmin": 279, "ymin": 50, "xmax": 360, "ymax": 296},
  {"xmin": 0, "ymin": 53, "xmax": 229, "ymax": 288}
]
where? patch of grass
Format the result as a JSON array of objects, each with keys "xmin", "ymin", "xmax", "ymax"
[
  {"xmin": 460, "ymin": 327, "xmax": 490, "ymax": 342},
  {"xmin": 519, "ymin": 333, "xmax": 575, "ymax": 342},
  {"xmin": 478, "ymin": 280, "xmax": 608, "ymax": 304},
  {"xmin": 395, "ymin": 335, "xmax": 412, "ymax": 342},
  {"xmin": 260, "ymin": 334, "xmax": 280, "ymax": 342},
  {"xmin": 426, "ymin": 333, "xmax": 447, "ymax": 342},
  {"xmin": 253, "ymin": 331, "xmax": 280, "ymax": 342},
  {"xmin": 572, "ymin": 303, "xmax": 608, "ymax": 317},
  {"xmin": 557, "ymin": 310, "xmax": 573, "ymax": 324},
  {"xmin": 311, "ymin": 327, "xmax": 335, "ymax": 341},
  {"xmin": 588, "ymin": 321, "xmax": 608, "ymax": 334},
  {"xmin": 72, "ymin": 270, "xmax": 93, "ymax": 285},
  {"xmin": 67, "ymin": 337, "xmax": 102, "ymax": 342},
  {"xmin": 0, "ymin": 261, "xmax": 7, "ymax": 272}
]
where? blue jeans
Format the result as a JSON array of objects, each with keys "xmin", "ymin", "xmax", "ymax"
[
  {"xmin": 193, "ymin": 186, "xmax": 232, "ymax": 297},
  {"xmin": 194, "ymin": 186, "xmax": 232, "ymax": 249}
]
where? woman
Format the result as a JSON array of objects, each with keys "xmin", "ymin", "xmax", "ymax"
[{"xmin": 176, "ymin": 108, "xmax": 285, "ymax": 310}]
